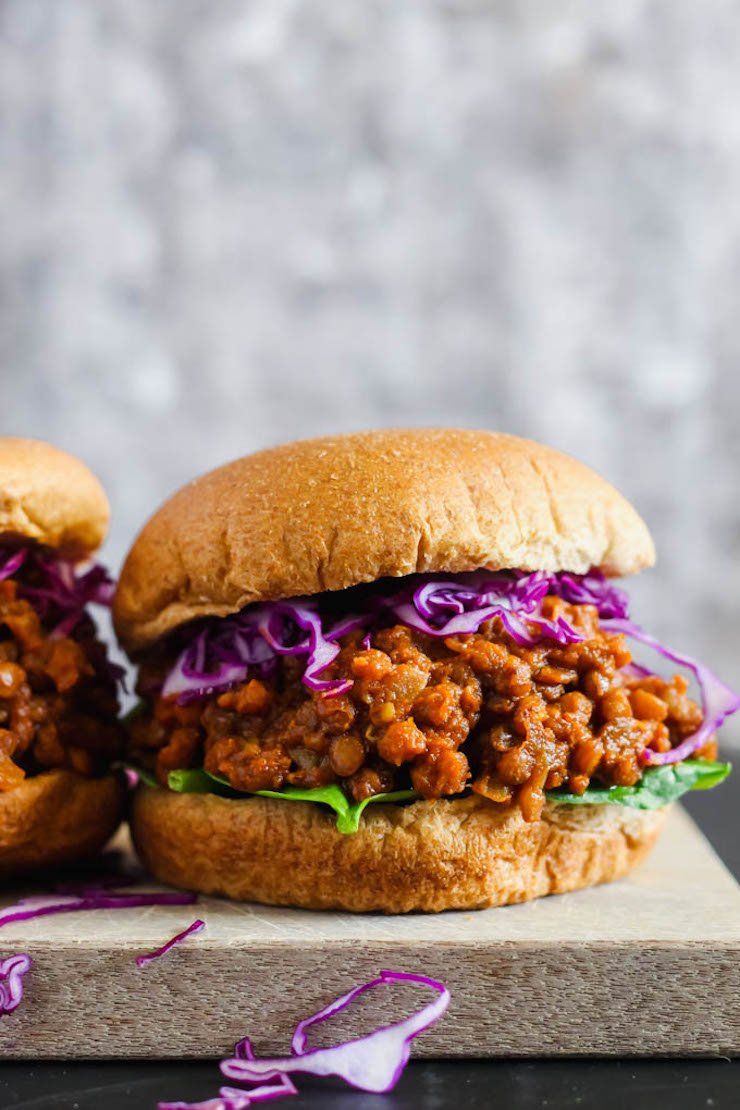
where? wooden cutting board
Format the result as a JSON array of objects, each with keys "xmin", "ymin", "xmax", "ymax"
[{"xmin": 0, "ymin": 805, "xmax": 738, "ymax": 1059}]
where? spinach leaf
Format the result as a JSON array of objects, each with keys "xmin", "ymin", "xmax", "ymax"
[
  {"xmin": 165, "ymin": 767, "xmax": 417, "ymax": 834},
  {"xmin": 547, "ymin": 759, "xmax": 730, "ymax": 810},
  {"xmin": 138, "ymin": 757, "xmax": 731, "ymax": 832}
]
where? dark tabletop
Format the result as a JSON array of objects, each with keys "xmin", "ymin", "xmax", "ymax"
[{"xmin": 1, "ymin": 775, "xmax": 738, "ymax": 1110}]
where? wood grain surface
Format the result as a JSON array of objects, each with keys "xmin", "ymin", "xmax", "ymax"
[{"xmin": 0, "ymin": 806, "xmax": 738, "ymax": 1059}]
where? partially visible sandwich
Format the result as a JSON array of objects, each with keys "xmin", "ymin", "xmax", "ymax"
[{"xmin": 0, "ymin": 438, "xmax": 124, "ymax": 875}]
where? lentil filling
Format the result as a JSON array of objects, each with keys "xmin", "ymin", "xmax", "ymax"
[
  {"xmin": 129, "ymin": 595, "xmax": 712, "ymax": 823},
  {"xmin": 0, "ymin": 577, "xmax": 123, "ymax": 791}
]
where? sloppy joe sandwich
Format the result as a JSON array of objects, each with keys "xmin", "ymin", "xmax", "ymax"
[
  {"xmin": 115, "ymin": 429, "xmax": 737, "ymax": 912},
  {"xmin": 0, "ymin": 438, "xmax": 125, "ymax": 875}
]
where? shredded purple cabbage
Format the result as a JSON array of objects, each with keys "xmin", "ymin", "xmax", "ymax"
[
  {"xmin": 159, "ymin": 1093, "xmax": 277, "ymax": 1110},
  {"xmin": 221, "ymin": 969, "xmax": 449, "ymax": 1095},
  {"xmin": 229, "ymin": 1038, "xmax": 297, "ymax": 1103},
  {"xmin": 160, "ymin": 1081, "xmax": 293, "ymax": 1110},
  {"xmin": 0, "ymin": 953, "xmax": 32, "ymax": 1015},
  {"xmin": 160, "ymin": 969, "xmax": 448, "ymax": 1109},
  {"xmin": 136, "ymin": 919, "xmax": 206, "ymax": 968},
  {"xmin": 258, "ymin": 603, "xmax": 353, "ymax": 697},
  {"xmin": 159, "ymin": 1098, "xmax": 245, "ymax": 1110},
  {"xmin": 391, "ymin": 571, "xmax": 583, "ymax": 647},
  {"xmin": 158, "ymin": 569, "xmax": 739, "ymax": 765},
  {"xmin": 0, "ymin": 888, "xmax": 197, "ymax": 929},
  {"xmin": 163, "ymin": 622, "xmax": 276, "ymax": 702},
  {"xmin": 0, "ymin": 886, "xmax": 198, "ymax": 1022},
  {"xmin": 0, "ymin": 543, "xmax": 124, "ymax": 689},
  {"xmin": 160, "ymin": 570, "xmax": 613, "ymax": 704},
  {"xmin": 0, "ymin": 545, "xmax": 115, "ymax": 636},
  {"xmin": 159, "ymin": 1039, "xmax": 298, "ymax": 1110},
  {"xmin": 550, "ymin": 572, "xmax": 630, "ymax": 619},
  {"xmin": 0, "ymin": 549, "xmax": 27, "ymax": 583},
  {"xmin": 602, "ymin": 619, "xmax": 740, "ymax": 764}
]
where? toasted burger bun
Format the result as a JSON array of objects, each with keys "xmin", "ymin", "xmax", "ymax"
[
  {"xmin": 0, "ymin": 770, "xmax": 125, "ymax": 877},
  {"xmin": 0, "ymin": 437, "xmax": 109, "ymax": 558},
  {"xmin": 131, "ymin": 788, "xmax": 666, "ymax": 913},
  {"xmin": 114, "ymin": 428, "xmax": 654, "ymax": 654}
]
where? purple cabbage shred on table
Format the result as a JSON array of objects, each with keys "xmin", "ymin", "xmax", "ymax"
[{"xmin": 158, "ymin": 969, "xmax": 449, "ymax": 1109}]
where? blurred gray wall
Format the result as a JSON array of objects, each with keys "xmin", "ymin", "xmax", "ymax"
[{"xmin": 0, "ymin": 1, "xmax": 738, "ymax": 720}]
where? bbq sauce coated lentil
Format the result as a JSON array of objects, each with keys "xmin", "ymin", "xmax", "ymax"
[
  {"xmin": 129, "ymin": 596, "xmax": 712, "ymax": 823},
  {"xmin": 0, "ymin": 578, "xmax": 123, "ymax": 790}
]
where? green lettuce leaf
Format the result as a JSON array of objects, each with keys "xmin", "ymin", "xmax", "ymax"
[
  {"xmin": 166, "ymin": 767, "xmax": 418, "ymax": 834},
  {"xmin": 546, "ymin": 759, "xmax": 731, "ymax": 810},
  {"xmin": 166, "ymin": 768, "xmax": 226, "ymax": 794},
  {"xmin": 254, "ymin": 784, "xmax": 418, "ymax": 834},
  {"xmin": 139, "ymin": 758, "xmax": 731, "ymax": 834}
]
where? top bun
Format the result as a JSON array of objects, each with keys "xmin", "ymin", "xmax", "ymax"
[
  {"xmin": 114, "ymin": 429, "xmax": 654, "ymax": 654},
  {"xmin": 0, "ymin": 438, "xmax": 109, "ymax": 558}
]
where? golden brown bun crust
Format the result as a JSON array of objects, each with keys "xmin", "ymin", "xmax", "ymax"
[
  {"xmin": 0, "ymin": 771, "xmax": 125, "ymax": 877},
  {"xmin": 130, "ymin": 788, "xmax": 666, "ymax": 913},
  {"xmin": 114, "ymin": 429, "xmax": 654, "ymax": 653},
  {"xmin": 0, "ymin": 438, "xmax": 109, "ymax": 557}
]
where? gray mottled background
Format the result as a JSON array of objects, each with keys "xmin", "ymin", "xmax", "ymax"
[{"xmin": 0, "ymin": 1, "xmax": 738, "ymax": 727}]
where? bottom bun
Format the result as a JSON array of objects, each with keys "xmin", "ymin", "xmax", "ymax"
[
  {"xmin": 0, "ymin": 770, "xmax": 125, "ymax": 877},
  {"xmin": 131, "ymin": 788, "xmax": 667, "ymax": 913}
]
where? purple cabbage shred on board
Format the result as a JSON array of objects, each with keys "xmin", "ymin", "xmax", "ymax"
[
  {"xmin": 0, "ymin": 953, "xmax": 32, "ymax": 1015},
  {"xmin": 0, "ymin": 889, "xmax": 197, "ymax": 930},
  {"xmin": 158, "ymin": 569, "xmax": 739, "ymax": 764},
  {"xmin": 159, "ymin": 970, "xmax": 448, "ymax": 1109},
  {"xmin": 136, "ymin": 919, "xmax": 206, "ymax": 968},
  {"xmin": 0, "ymin": 885, "xmax": 198, "ymax": 1019}
]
